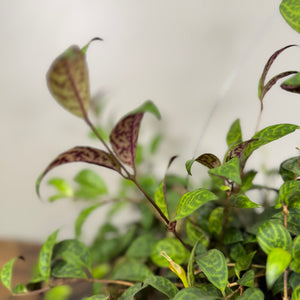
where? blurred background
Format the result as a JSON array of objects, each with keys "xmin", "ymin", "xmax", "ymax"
[{"xmin": 1, "ymin": 0, "xmax": 299, "ymax": 246}]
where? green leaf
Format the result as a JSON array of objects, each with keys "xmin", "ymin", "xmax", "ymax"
[
  {"xmin": 186, "ymin": 159, "xmax": 195, "ymax": 175},
  {"xmin": 237, "ymin": 270, "xmax": 255, "ymax": 288},
  {"xmin": 240, "ymin": 170, "xmax": 257, "ymax": 193},
  {"xmin": 47, "ymin": 177, "xmax": 74, "ymax": 202},
  {"xmin": 291, "ymin": 236, "xmax": 300, "ymax": 273},
  {"xmin": 289, "ymin": 272, "xmax": 300, "ymax": 289},
  {"xmin": 38, "ymin": 229, "xmax": 59, "ymax": 282},
  {"xmin": 266, "ymin": 248, "xmax": 291, "ymax": 288},
  {"xmin": 126, "ymin": 234, "xmax": 157, "ymax": 259},
  {"xmin": 151, "ymin": 238, "xmax": 189, "ymax": 267},
  {"xmin": 130, "ymin": 100, "xmax": 161, "ymax": 119},
  {"xmin": 237, "ymin": 288, "xmax": 264, "ymax": 299},
  {"xmin": 150, "ymin": 134, "xmax": 163, "ymax": 154},
  {"xmin": 74, "ymin": 169, "xmax": 108, "ymax": 199},
  {"xmin": 225, "ymin": 139, "xmax": 258, "ymax": 162},
  {"xmin": 51, "ymin": 260, "xmax": 87, "ymax": 279},
  {"xmin": 43, "ymin": 285, "xmax": 72, "ymax": 300},
  {"xmin": 280, "ymin": 156, "xmax": 300, "ymax": 181},
  {"xmin": 12, "ymin": 283, "xmax": 27, "ymax": 294},
  {"xmin": 226, "ymin": 119, "xmax": 242, "ymax": 147},
  {"xmin": 111, "ymin": 260, "xmax": 152, "ymax": 281},
  {"xmin": 208, "ymin": 207, "xmax": 224, "ymax": 236},
  {"xmin": 230, "ymin": 243, "xmax": 246, "ymax": 261},
  {"xmin": 84, "ymin": 295, "xmax": 109, "ymax": 300},
  {"xmin": 257, "ymin": 221, "xmax": 292, "ymax": 254},
  {"xmin": 187, "ymin": 242, "xmax": 197, "ymax": 287},
  {"xmin": 75, "ymin": 204, "xmax": 102, "ymax": 238},
  {"xmin": 279, "ymin": 180, "xmax": 300, "ymax": 208},
  {"xmin": 81, "ymin": 37, "xmax": 102, "ymax": 54},
  {"xmin": 235, "ymin": 251, "xmax": 256, "ymax": 276},
  {"xmin": 195, "ymin": 153, "xmax": 222, "ymax": 169},
  {"xmin": 52, "ymin": 239, "xmax": 91, "ymax": 270},
  {"xmin": 144, "ymin": 276, "xmax": 178, "ymax": 298},
  {"xmin": 223, "ymin": 228, "xmax": 244, "ymax": 245},
  {"xmin": 230, "ymin": 194, "xmax": 260, "ymax": 208},
  {"xmin": 186, "ymin": 219, "xmax": 209, "ymax": 247},
  {"xmin": 36, "ymin": 146, "xmax": 121, "ymax": 198},
  {"xmin": 209, "ymin": 157, "xmax": 241, "ymax": 185},
  {"xmin": 243, "ymin": 124, "xmax": 300, "ymax": 162},
  {"xmin": 0, "ymin": 257, "xmax": 17, "ymax": 291},
  {"xmin": 174, "ymin": 188, "xmax": 217, "ymax": 221},
  {"xmin": 47, "ymin": 45, "xmax": 90, "ymax": 118},
  {"xmin": 272, "ymin": 209, "xmax": 300, "ymax": 235},
  {"xmin": 292, "ymin": 285, "xmax": 300, "ymax": 300},
  {"xmin": 196, "ymin": 249, "xmax": 228, "ymax": 292},
  {"xmin": 119, "ymin": 283, "xmax": 146, "ymax": 300},
  {"xmin": 280, "ymin": 0, "xmax": 300, "ymax": 33},
  {"xmin": 173, "ymin": 286, "xmax": 222, "ymax": 300}
]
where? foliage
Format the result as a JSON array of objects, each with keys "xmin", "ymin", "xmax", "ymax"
[{"xmin": 1, "ymin": 2, "xmax": 300, "ymax": 299}]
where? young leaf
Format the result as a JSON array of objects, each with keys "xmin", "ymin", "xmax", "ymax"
[
  {"xmin": 257, "ymin": 221, "xmax": 292, "ymax": 255},
  {"xmin": 237, "ymin": 270, "xmax": 255, "ymax": 288},
  {"xmin": 173, "ymin": 287, "xmax": 222, "ymax": 300},
  {"xmin": 266, "ymin": 248, "xmax": 291, "ymax": 288},
  {"xmin": 196, "ymin": 249, "xmax": 228, "ymax": 293},
  {"xmin": 280, "ymin": 0, "xmax": 300, "ymax": 33},
  {"xmin": 230, "ymin": 194, "xmax": 260, "ymax": 209},
  {"xmin": 0, "ymin": 257, "xmax": 17, "ymax": 291},
  {"xmin": 243, "ymin": 124, "xmax": 300, "ymax": 162},
  {"xmin": 38, "ymin": 229, "xmax": 59, "ymax": 282},
  {"xmin": 36, "ymin": 146, "xmax": 121, "ymax": 198},
  {"xmin": 52, "ymin": 239, "xmax": 91, "ymax": 270},
  {"xmin": 47, "ymin": 45, "xmax": 90, "ymax": 118},
  {"xmin": 51, "ymin": 260, "xmax": 87, "ymax": 279},
  {"xmin": 237, "ymin": 288, "xmax": 264, "ymax": 299},
  {"xmin": 130, "ymin": 100, "xmax": 161, "ymax": 119},
  {"xmin": 47, "ymin": 177, "xmax": 74, "ymax": 202},
  {"xmin": 151, "ymin": 238, "xmax": 189, "ymax": 267},
  {"xmin": 174, "ymin": 188, "xmax": 217, "ymax": 221},
  {"xmin": 281, "ymin": 72, "xmax": 300, "ymax": 93},
  {"xmin": 75, "ymin": 204, "xmax": 102, "ymax": 238},
  {"xmin": 226, "ymin": 119, "xmax": 242, "ymax": 147},
  {"xmin": 209, "ymin": 156, "xmax": 241, "ymax": 185},
  {"xmin": 225, "ymin": 139, "xmax": 258, "ymax": 162}
]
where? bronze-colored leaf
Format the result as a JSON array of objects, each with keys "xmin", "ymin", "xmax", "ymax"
[
  {"xmin": 36, "ymin": 146, "xmax": 121, "ymax": 197},
  {"xmin": 47, "ymin": 45, "xmax": 90, "ymax": 118},
  {"xmin": 110, "ymin": 113, "xmax": 143, "ymax": 172},
  {"xmin": 195, "ymin": 153, "xmax": 221, "ymax": 169}
]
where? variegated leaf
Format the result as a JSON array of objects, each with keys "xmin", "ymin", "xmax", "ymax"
[
  {"xmin": 36, "ymin": 146, "xmax": 121, "ymax": 197},
  {"xmin": 226, "ymin": 139, "xmax": 258, "ymax": 162},
  {"xmin": 195, "ymin": 153, "xmax": 221, "ymax": 169},
  {"xmin": 47, "ymin": 45, "xmax": 90, "ymax": 118}
]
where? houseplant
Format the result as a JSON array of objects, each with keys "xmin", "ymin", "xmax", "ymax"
[{"xmin": 1, "ymin": 0, "xmax": 300, "ymax": 299}]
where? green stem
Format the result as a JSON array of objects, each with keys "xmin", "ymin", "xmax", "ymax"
[{"xmin": 220, "ymin": 188, "xmax": 232, "ymax": 242}]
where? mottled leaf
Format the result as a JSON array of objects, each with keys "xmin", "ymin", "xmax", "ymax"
[
  {"xmin": 144, "ymin": 276, "xmax": 178, "ymax": 298},
  {"xmin": 266, "ymin": 248, "xmax": 291, "ymax": 288},
  {"xmin": 186, "ymin": 219, "xmax": 209, "ymax": 247},
  {"xmin": 12, "ymin": 284, "xmax": 27, "ymax": 294},
  {"xmin": 47, "ymin": 45, "xmax": 90, "ymax": 118},
  {"xmin": 209, "ymin": 157, "xmax": 241, "ymax": 185},
  {"xmin": 280, "ymin": 0, "xmax": 300, "ymax": 33},
  {"xmin": 292, "ymin": 285, "xmax": 300, "ymax": 300},
  {"xmin": 226, "ymin": 139, "xmax": 258, "ymax": 162},
  {"xmin": 235, "ymin": 251, "xmax": 256, "ymax": 276},
  {"xmin": 84, "ymin": 295, "xmax": 109, "ymax": 300},
  {"xmin": 290, "ymin": 236, "xmax": 300, "ymax": 273},
  {"xmin": 281, "ymin": 72, "xmax": 300, "ymax": 94},
  {"xmin": 196, "ymin": 153, "xmax": 221, "ymax": 169},
  {"xmin": 38, "ymin": 230, "xmax": 59, "ymax": 282},
  {"xmin": 271, "ymin": 209, "xmax": 300, "ymax": 235},
  {"xmin": 230, "ymin": 194, "xmax": 260, "ymax": 208},
  {"xmin": 230, "ymin": 243, "xmax": 246, "ymax": 261},
  {"xmin": 53, "ymin": 239, "xmax": 91, "ymax": 270},
  {"xmin": 36, "ymin": 146, "xmax": 121, "ymax": 197},
  {"xmin": 74, "ymin": 169, "xmax": 108, "ymax": 199},
  {"xmin": 51, "ymin": 260, "xmax": 87, "ymax": 279},
  {"xmin": 243, "ymin": 124, "xmax": 300, "ymax": 162},
  {"xmin": 75, "ymin": 204, "xmax": 102, "ymax": 238},
  {"xmin": 280, "ymin": 156, "xmax": 300, "ymax": 181},
  {"xmin": 240, "ymin": 170, "xmax": 257, "ymax": 193},
  {"xmin": 208, "ymin": 207, "xmax": 224, "ymax": 236},
  {"xmin": 126, "ymin": 234, "xmax": 157, "ymax": 259},
  {"xmin": 196, "ymin": 249, "xmax": 228, "ymax": 292},
  {"xmin": 257, "ymin": 221, "xmax": 292, "ymax": 254},
  {"xmin": 279, "ymin": 180, "xmax": 300, "ymax": 208},
  {"xmin": 237, "ymin": 270, "xmax": 255, "ymax": 288},
  {"xmin": 223, "ymin": 228, "xmax": 244, "ymax": 245},
  {"xmin": 111, "ymin": 260, "xmax": 152, "ymax": 281},
  {"xmin": 174, "ymin": 188, "xmax": 217, "ymax": 221},
  {"xmin": 151, "ymin": 238, "xmax": 189, "ymax": 267},
  {"xmin": 0, "ymin": 257, "xmax": 17, "ymax": 291},
  {"xmin": 226, "ymin": 119, "xmax": 242, "ymax": 147},
  {"xmin": 237, "ymin": 288, "xmax": 264, "ymax": 299},
  {"xmin": 173, "ymin": 286, "xmax": 221, "ymax": 299}
]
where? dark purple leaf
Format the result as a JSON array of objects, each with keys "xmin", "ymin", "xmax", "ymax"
[{"xmin": 226, "ymin": 139, "xmax": 258, "ymax": 162}]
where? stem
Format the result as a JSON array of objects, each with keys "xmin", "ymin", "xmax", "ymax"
[
  {"xmin": 282, "ymin": 203, "xmax": 289, "ymax": 300},
  {"xmin": 255, "ymin": 101, "xmax": 263, "ymax": 133},
  {"xmin": 220, "ymin": 188, "xmax": 232, "ymax": 241}
]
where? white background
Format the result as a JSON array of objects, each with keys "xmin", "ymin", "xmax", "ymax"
[{"xmin": 1, "ymin": 0, "xmax": 299, "ymax": 243}]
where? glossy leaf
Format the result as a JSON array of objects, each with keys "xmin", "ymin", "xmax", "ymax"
[
  {"xmin": 173, "ymin": 286, "xmax": 221, "ymax": 299},
  {"xmin": 257, "ymin": 221, "xmax": 292, "ymax": 254},
  {"xmin": 196, "ymin": 249, "xmax": 228, "ymax": 292},
  {"xmin": 111, "ymin": 260, "xmax": 152, "ymax": 281},
  {"xmin": 226, "ymin": 119, "xmax": 242, "ymax": 147},
  {"xmin": 47, "ymin": 45, "xmax": 90, "ymax": 118},
  {"xmin": 174, "ymin": 188, "xmax": 217, "ymax": 221},
  {"xmin": 38, "ymin": 229, "xmax": 59, "ymax": 282},
  {"xmin": 279, "ymin": 180, "xmax": 300, "ymax": 208},
  {"xmin": 51, "ymin": 260, "xmax": 87, "ymax": 279},
  {"xmin": 237, "ymin": 270, "xmax": 255, "ymax": 288},
  {"xmin": 266, "ymin": 248, "xmax": 291, "ymax": 288},
  {"xmin": 280, "ymin": 0, "xmax": 300, "ymax": 33},
  {"xmin": 126, "ymin": 234, "xmax": 157, "ymax": 259},
  {"xmin": 208, "ymin": 207, "xmax": 224, "ymax": 236},
  {"xmin": 74, "ymin": 169, "xmax": 108, "ymax": 199},
  {"xmin": 237, "ymin": 288, "xmax": 264, "ymax": 299},
  {"xmin": 280, "ymin": 156, "xmax": 300, "ymax": 181},
  {"xmin": 230, "ymin": 194, "xmax": 260, "ymax": 208},
  {"xmin": 52, "ymin": 239, "xmax": 91, "ymax": 270},
  {"xmin": 151, "ymin": 238, "xmax": 189, "ymax": 267},
  {"xmin": 75, "ymin": 204, "xmax": 102, "ymax": 238},
  {"xmin": 36, "ymin": 146, "xmax": 121, "ymax": 197},
  {"xmin": 0, "ymin": 257, "xmax": 17, "ymax": 291},
  {"xmin": 243, "ymin": 124, "xmax": 300, "ymax": 162},
  {"xmin": 209, "ymin": 157, "xmax": 241, "ymax": 185}
]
